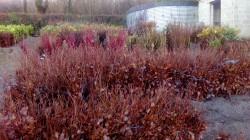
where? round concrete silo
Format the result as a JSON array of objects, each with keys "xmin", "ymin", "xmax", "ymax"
[{"xmin": 126, "ymin": 1, "xmax": 199, "ymax": 31}]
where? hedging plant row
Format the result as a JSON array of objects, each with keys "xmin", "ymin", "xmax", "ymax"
[
  {"xmin": 1, "ymin": 47, "xmax": 207, "ymax": 139},
  {"xmin": 0, "ymin": 24, "xmax": 33, "ymax": 47},
  {"xmin": 39, "ymin": 23, "xmax": 127, "ymax": 51},
  {"xmin": 0, "ymin": 13, "xmax": 125, "ymax": 34},
  {"xmin": 32, "ymin": 22, "xmax": 242, "ymax": 51},
  {"xmin": 0, "ymin": 13, "xmax": 125, "ymax": 25},
  {"xmin": 40, "ymin": 23, "xmax": 124, "ymax": 35},
  {"xmin": 127, "ymin": 21, "xmax": 240, "ymax": 51}
]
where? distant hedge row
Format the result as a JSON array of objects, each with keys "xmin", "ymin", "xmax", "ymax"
[
  {"xmin": 0, "ymin": 24, "xmax": 34, "ymax": 47},
  {"xmin": 0, "ymin": 13, "xmax": 126, "ymax": 33}
]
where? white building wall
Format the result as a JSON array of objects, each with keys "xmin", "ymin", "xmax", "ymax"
[
  {"xmin": 127, "ymin": 6, "xmax": 198, "ymax": 31},
  {"xmin": 198, "ymin": 0, "xmax": 212, "ymax": 25},
  {"xmin": 221, "ymin": 0, "xmax": 234, "ymax": 26},
  {"xmin": 126, "ymin": 10, "xmax": 147, "ymax": 28},
  {"xmin": 146, "ymin": 6, "xmax": 198, "ymax": 30},
  {"xmin": 234, "ymin": 0, "xmax": 250, "ymax": 38},
  {"xmin": 199, "ymin": 0, "xmax": 250, "ymax": 38}
]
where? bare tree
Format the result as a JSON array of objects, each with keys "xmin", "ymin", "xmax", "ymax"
[
  {"xmin": 35, "ymin": 0, "xmax": 49, "ymax": 14},
  {"xmin": 64, "ymin": 0, "xmax": 72, "ymax": 13},
  {"xmin": 23, "ymin": 0, "xmax": 27, "ymax": 13}
]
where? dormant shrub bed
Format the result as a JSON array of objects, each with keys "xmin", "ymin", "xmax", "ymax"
[
  {"xmin": 0, "ymin": 24, "xmax": 249, "ymax": 139},
  {"xmin": 1, "ymin": 47, "xmax": 207, "ymax": 139}
]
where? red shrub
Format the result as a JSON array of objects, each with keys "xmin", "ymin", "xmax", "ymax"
[
  {"xmin": 74, "ymin": 31, "xmax": 84, "ymax": 47},
  {"xmin": 55, "ymin": 35, "xmax": 63, "ymax": 48},
  {"xmin": 41, "ymin": 33, "xmax": 52, "ymax": 55},
  {"xmin": 64, "ymin": 32, "xmax": 76, "ymax": 48},
  {"xmin": 108, "ymin": 30, "xmax": 127, "ymax": 49},
  {"xmin": 19, "ymin": 40, "xmax": 28, "ymax": 54},
  {"xmin": 84, "ymin": 29, "xmax": 96, "ymax": 48},
  {"xmin": 0, "ymin": 32, "xmax": 14, "ymax": 47},
  {"xmin": 108, "ymin": 33, "xmax": 116, "ymax": 49},
  {"xmin": 116, "ymin": 30, "xmax": 127, "ymax": 48}
]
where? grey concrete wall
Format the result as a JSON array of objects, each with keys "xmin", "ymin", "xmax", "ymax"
[
  {"xmin": 126, "ymin": 1, "xmax": 198, "ymax": 31},
  {"xmin": 221, "ymin": 0, "xmax": 235, "ymax": 26},
  {"xmin": 199, "ymin": 0, "xmax": 250, "ymax": 38},
  {"xmin": 127, "ymin": 10, "xmax": 147, "ymax": 29},
  {"xmin": 146, "ymin": 6, "xmax": 198, "ymax": 30},
  {"xmin": 234, "ymin": 0, "xmax": 250, "ymax": 38},
  {"xmin": 198, "ymin": 0, "xmax": 212, "ymax": 25}
]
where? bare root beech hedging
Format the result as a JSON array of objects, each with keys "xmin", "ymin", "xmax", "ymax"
[
  {"xmin": 0, "ymin": 86, "xmax": 205, "ymax": 139},
  {"xmin": 13, "ymin": 47, "xmax": 250, "ymax": 100},
  {"xmin": 0, "ymin": 41, "xmax": 249, "ymax": 139}
]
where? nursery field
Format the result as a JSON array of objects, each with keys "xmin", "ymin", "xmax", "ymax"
[{"xmin": 0, "ymin": 22, "xmax": 249, "ymax": 139}]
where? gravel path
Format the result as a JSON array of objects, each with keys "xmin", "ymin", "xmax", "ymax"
[
  {"xmin": 0, "ymin": 36, "xmax": 39, "ymax": 104},
  {"xmin": 192, "ymin": 95, "xmax": 250, "ymax": 140},
  {"xmin": 0, "ymin": 37, "xmax": 249, "ymax": 139},
  {"xmin": 0, "ymin": 36, "xmax": 39, "ymax": 74}
]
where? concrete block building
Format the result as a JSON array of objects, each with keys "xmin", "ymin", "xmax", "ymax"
[
  {"xmin": 126, "ymin": 1, "xmax": 199, "ymax": 31},
  {"xmin": 199, "ymin": 0, "xmax": 250, "ymax": 38},
  {"xmin": 127, "ymin": 0, "xmax": 250, "ymax": 38}
]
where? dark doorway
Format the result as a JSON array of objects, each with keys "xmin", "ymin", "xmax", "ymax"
[{"xmin": 211, "ymin": 0, "xmax": 221, "ymax": 26}]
